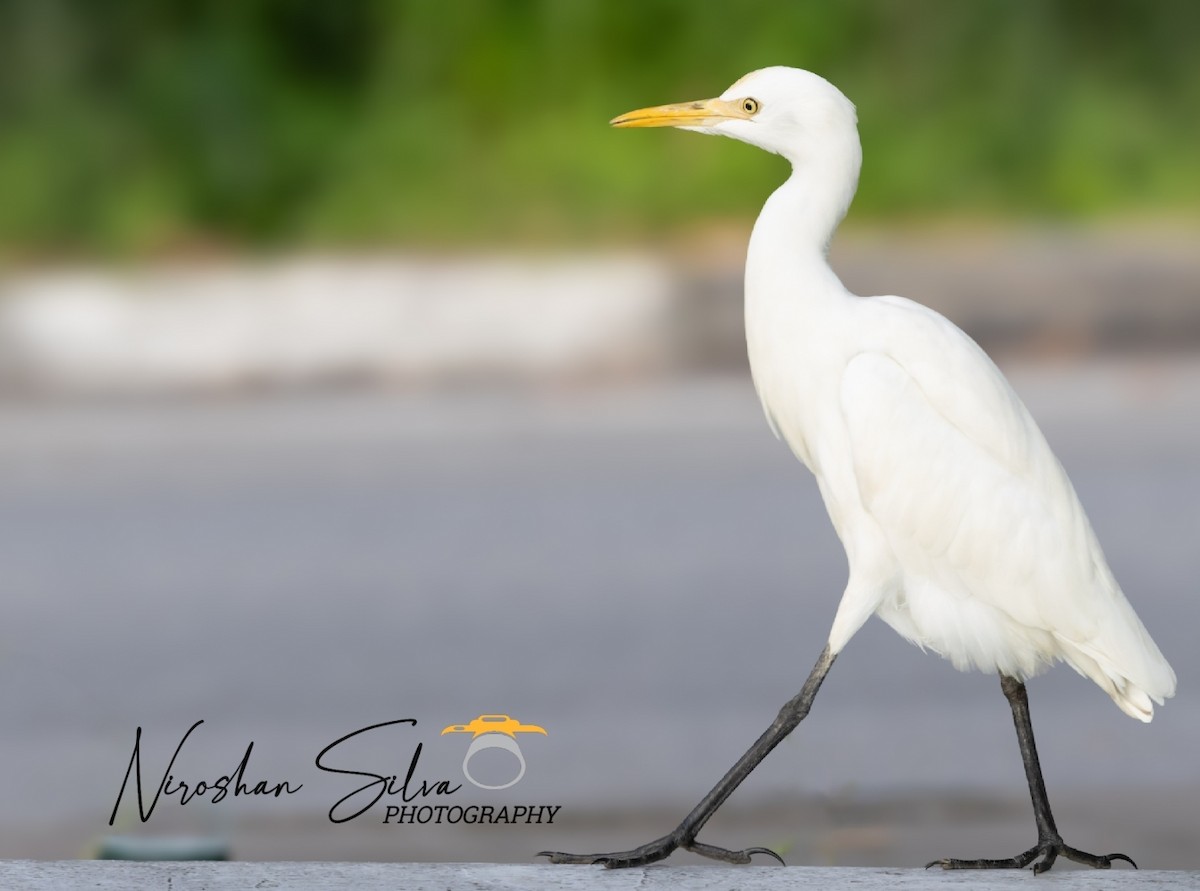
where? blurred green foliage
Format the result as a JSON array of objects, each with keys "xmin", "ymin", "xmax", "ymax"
[{"xmin": 0, "ymin": 0, "xmax": 1197, "ymax": 255}]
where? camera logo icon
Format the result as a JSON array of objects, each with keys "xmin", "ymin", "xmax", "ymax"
[{"xmin": 441, "ymin": 715, "xmax": 547, "ymax": 790}]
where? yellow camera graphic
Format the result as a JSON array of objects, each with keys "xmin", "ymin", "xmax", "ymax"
[{"xmin": 441, "ymin": 715, "xmax": 547, "ymax": 790}]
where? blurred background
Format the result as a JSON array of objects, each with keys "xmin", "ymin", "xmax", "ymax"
[{"xmin": 1, "ymin": 0, "xmax": 1198, "ymax": 869}]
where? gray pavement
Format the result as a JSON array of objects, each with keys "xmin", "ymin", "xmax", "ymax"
[{"xmin": 0, "ymin": 363, "xmax": 1197, "ymax": 865}]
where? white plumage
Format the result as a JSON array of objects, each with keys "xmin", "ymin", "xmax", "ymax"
[
  {"xmin": 542, "ymin": 66, "xmax": 1174, "ymax": 871},
  {"xmin": 620, "ymin": 66, "xmax": 1175, "ymax": 721}
]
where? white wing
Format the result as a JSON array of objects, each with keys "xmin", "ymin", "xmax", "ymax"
[{"xmin": 839, "ymin": 296, "xmax": 1175, "ymax": 720}]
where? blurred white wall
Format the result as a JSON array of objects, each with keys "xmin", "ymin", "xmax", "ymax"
[
  {"xmin": 0, "ymin": 230, "xmax": 1196, "ymax": 396},
  {"xmin": 0, "ymin": 255, "xmax": 676, "ymax": 394}
]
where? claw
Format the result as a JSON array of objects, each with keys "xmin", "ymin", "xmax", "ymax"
[
  {"xmin": 537, "ymin": 850, "xmax": 601, "ymax": 865},
  {"xmin": 1061, "ymin": 846, "xmax": 1137, "ymax": 870},
  {"xmin": 538, "ymin": 835, "xmax": 785, "ymax": 869},
  {"xmin": 685, "ymin": 840, "xmax": 785, "ymax": 865},
  {"xmin": 745, "ymin": 845, "xmax": 787, "ymax": 866},
  {"xmin": 537, "ymin": 834, "xmax": 679, "ymax": 868},
  {"xmin": 929, "ymin": 840, "xmax": 1138, "ymax": 874}
]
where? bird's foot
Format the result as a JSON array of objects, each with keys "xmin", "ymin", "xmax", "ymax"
[
  {"xmin": 539, "ymin": 831, "xmax": 784, "ymax": 868},
  {"xmin": 927, "ymin": 837, "xmax": 1137, "ymax": 875}
]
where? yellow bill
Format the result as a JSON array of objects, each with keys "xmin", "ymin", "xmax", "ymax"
[{"xmin": 611, "ymin": 97, "xmax": 755, "ymax": 128}]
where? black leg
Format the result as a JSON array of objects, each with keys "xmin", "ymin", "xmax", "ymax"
[
  {"xmin": 928, "ymin": 675, "xmax": 1137, "ymax": 874},
  {"xmin": 539, "ymin": 645, "xmax": 836, "ymax": 867}
]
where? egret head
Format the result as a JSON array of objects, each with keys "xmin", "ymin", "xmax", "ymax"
[{"xmin": 612, "ymin": 67, "xmax": 858, "ymax": 168}]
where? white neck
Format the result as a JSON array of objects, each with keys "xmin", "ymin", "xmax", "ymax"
[
  {"xmin": 739, "ymin": 135, "xmax": 864, "ymax": 367},
  {"xmin": 745, "ymin": 132, "xmax": 862, "ymax": 305}
]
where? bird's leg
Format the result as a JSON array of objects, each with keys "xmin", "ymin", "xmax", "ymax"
[
  {"xmin": 539, "ymin": 645, "xmax": 836, "ymax": 868},
  {"xmin": 928, "ymin": 675, "xmax": 1137, "ymax": 874}
]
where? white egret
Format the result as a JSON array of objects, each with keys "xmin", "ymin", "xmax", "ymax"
[{"xmin": 540, "ymin": 67, "xmax": 1176, "ymax": 873}]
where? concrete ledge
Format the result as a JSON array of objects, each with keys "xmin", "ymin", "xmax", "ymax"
[{"xmin": 1, "ymin": 862, "xmax": 1193, "ymax": 890}]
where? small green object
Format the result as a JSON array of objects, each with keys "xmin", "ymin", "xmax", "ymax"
[{"xmin": 97, "ymin": 835, "xmax": 229, "ymax": 861}]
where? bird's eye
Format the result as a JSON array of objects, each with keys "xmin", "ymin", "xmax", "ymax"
[{"xmin": 741, "ymin": 98, "xmax": 760, "ymax": 115}]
